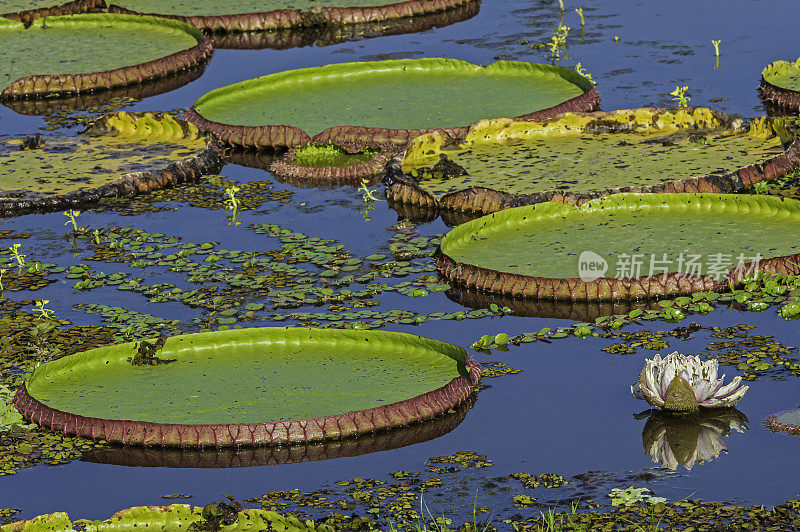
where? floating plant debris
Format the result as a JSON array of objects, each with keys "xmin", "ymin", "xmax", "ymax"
[
  {"xmin": 186, "ymin": 58, "xmax": 598, "ymax": 148},
  {"xmin": 387, "ymin": 109, "xmax": 800, "ymax": 220}
]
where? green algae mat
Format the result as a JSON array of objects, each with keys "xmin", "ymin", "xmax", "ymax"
[
  {"xmin": 108, "ymin": 0, "xmax": 478, "ymax": 32},
  {"xmin": 387, "ymin": 109, "xmax": 800, "ymax": 220},
  {"xmin": 0, "ymin": 14, "xmax": 211, "ymax": 99},
  {"xmin": 13, "ymin": 327, "xmax": 480, "ymax": 446},
  {"xmin": 0, "ymin": 112, "xmax": 220, "ymax": 215},
  {"xmin": 185, "ymin": 58, "xmax": 599, "ymax": 148},
  {"xmin": 760, "ymin": 57, "xmax": 800, "ymax": 113},
  {"xmin": 435, "ymin": 193, "xmax": 800, "ymax": 300}
]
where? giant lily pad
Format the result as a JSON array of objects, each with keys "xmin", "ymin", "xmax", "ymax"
[
  {"xmin": 0, "ymin": 14, "xmax": 211, "ymax": 99},
  {"xmin": 387, "ymin": 108, "xmax": 800, "ymax": 221},
  {"xmin": 0, "ymin": 0, "xmax": 104, "ymax": 24},
  {"xmin": 760, "ymin": 58, "xmax": 800, "ymax": 113},
  {"xmin": 108, "ymin": 0, "xmax": 477, "ymax": 32},
  {"xmin": 13, "ymin": 327, "xmax": 480, "ymax": 447},
  {"xmin": 0, "ymin": 112, "xmax": 222, "ymax": 215},
  {"xmin": 435, "ymin": 193, "xmax": 800, "ymax": 300},
  {"xmin": 185, "ymin": 58, "xmax": 599, "ymax": 148}
]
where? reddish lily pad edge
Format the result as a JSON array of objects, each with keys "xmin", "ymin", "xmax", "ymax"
[
  {"xmin": 184, "ymin": 58, "xmax": 600, "ymax": 149},
  {"xmin": 765, "ymin": 409, "xmax": 800, "ymax": 435},
  {"xmin": 0, "ymin": 13, "xmax": 213, "ymax": 100},
  {"xmin": 0, "ymin": 0, "xmax": 105, "ymax": 25},
  {"xmin": 13, "ymin": 327, "xmax": 481, "ymax": 447},
  {"xmin": 108, "ymin": 0, "xmax": 478, "ymax": 32},
  {"xmin": 0, "ymin": 112, "xmax": 223, "ymax": 217},
  {"xmin": 384, "ymin": 108, "xmax": 800, "ymax": 224},
  {"xmin": 435, "ymin": 193, "xmax": 800, "ymax": 301},
  {"xmin": 268, "ymin": 141, "xmax": 403, "ymax": 185},
  {"xmin": 759, "ymin": 59, "xmax": 800, "ymax": 114}
]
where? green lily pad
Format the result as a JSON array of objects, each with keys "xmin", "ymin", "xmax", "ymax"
[
  {"xmin": 186, "ymin": 58, "xmax": 598, "ymax": 148},
  {"xmin": 389, "ymin": 109, "xmax": 800, "ymax": 219},
  {"xmin": 0, "ymin": 14, "xmax": 210, "ymax": 99},
  {"xmin": 15, "ymin": 327, "xmax": 479, "ymax": 446},
  {"xmin": 109, "ymin": 0, "xmax": 478, "ymax": 32},
  {"xmin": 760, "ymin": 58, "xmax": 800, "ymax": 113},
  {"xmin": 436, "ymin": 193, "xmax": 800, "ymax": 300},
  {"xmin": 0, "ymin": 112, "xmax": 221, "ymax": 215}
]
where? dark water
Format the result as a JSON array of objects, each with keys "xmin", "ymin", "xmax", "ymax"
[{"xmin": 2, "ymin": 0, "xmax": 800, "ymax": 523}]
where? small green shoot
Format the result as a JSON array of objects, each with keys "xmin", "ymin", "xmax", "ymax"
[
  {"xmin": 753, "ymin": 181, "xmax": 771, "ymax": 194},
  {"xmin": 63, "ymin": 209, "xmax": 81, "ymax": 233},
  {"xmin": 575, "ymin": 6, "xmax": 585, "ymax": 26},
  {"xmin": 223, "ymin": 186, "xmax": 241, "ymax": 212},
  {"xmin": 557, "ymin": 0, "xmax": 564, "ymax": 12},
  {"xmin": 8, "ymin": 243, "xmax": 26, "ymax": 267},
  {"xmin": 670, "ymin": 85, "xmax": 691, "ymax": 107},
  {"xmin": 224, "ymin": 186, "xmax": 242, "ymax": 226},
  {"xmin": 711, "ymin": 39, "xmax": 721, "ymax": 57},
  {"xmin": 575, "ymin": 62, "xmax": 595, "ymax": 85},
  {"xmin": 548, "ymin": 24, "xmax": 571, "ymax": 61},
  {"xmin": 34, "ymin": 300, "xmax": 54, "ymax": 320},
  {"xmin": 359, "ymin": 178, "xmax": 381, "ymax": 222},
  {"xmin": 0, "ymin": 268, "xmax": 6, "ymax": 293}
]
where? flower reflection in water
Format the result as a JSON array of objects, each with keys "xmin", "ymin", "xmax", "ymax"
[{"xmin": 637, "ymin": 408, "xmax": 748, "ymax": 470}]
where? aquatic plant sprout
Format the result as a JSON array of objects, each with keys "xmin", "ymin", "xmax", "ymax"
[
  {"xmin": 670, "ymin": 85, "xmax": 691, "ymax": 107},
  {"xmin": 631, "ymin": 352, "xmax": 749, "ymax": 412}
]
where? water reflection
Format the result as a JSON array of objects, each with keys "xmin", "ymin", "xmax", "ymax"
[
  {"xmin": 212, "ymin": 2, "xmax": 480, "ymax": 51},
  {"xmin": 637, "ymin": 408, "xmax": 748, "ymax": 471},
  {"xmin": 446, "ymin": 287, "xmax": 661, "ymax": 321},
  {"xmin": 2, "ymin": 65, "xmax": 207, "ymax": 117},
  {"xmin": 81, "ymin": 395, "xmax": 474, "ymax": 469}
]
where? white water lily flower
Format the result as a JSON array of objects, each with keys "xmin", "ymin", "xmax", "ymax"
[{"xmin": 631, "ymin": 351, "xmax": 748, "ymax": 411}]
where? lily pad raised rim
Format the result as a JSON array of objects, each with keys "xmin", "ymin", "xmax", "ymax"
[
  {"xmin": 0, "ymin": 0, "xmax": 104, "ymax": 24},
  {"xmin": 108, "ymin": 0, "xmax": 476, "ymax": 32},
  {"xmin": 0, "ymin": 13, "xmax": 213, "ymax": 100},
  {"xmin": 385, "ymin": 108, "xmax": 800, "ymax": 223},
  {"xmin": 184, "ymin": 58, "xmax": 600, "ymax": 149},
  {"xmin": 13, "ymin": 326, "xmax": 481, "ymax": 447},
  {"xmin": 434, "ymin": 193, "xmax": 800, "ymax": 301},
  {"xmin": 268, "ymin": 141, "xmax": 402, "ymax": 184},
  {"xmin": 765, "ymin": 408, "xmax": 800, "ymax": 435},
  {"xmin": 759, "ymin": 58, "xmax": 800, "ymax": 114},
  {"xmin": 0, "ymin": 112, "xmax": 223, "ymax": 217}
]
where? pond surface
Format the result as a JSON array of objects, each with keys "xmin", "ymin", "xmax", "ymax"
[{"xmin": 2, "ymin": 0, "xmax": 800, "ymax": 525}]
